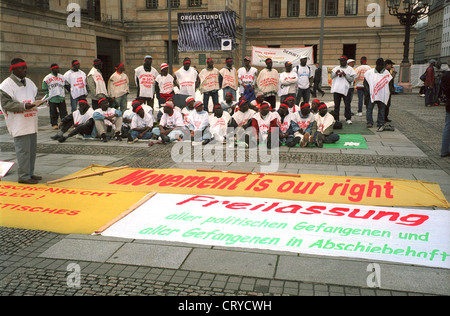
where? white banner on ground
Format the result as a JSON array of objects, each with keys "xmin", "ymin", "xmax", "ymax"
[
  {"xmin": 101, "ymin": 193, "xmax": 450, "ymax": 269},
  {"xmin": 251, "ymin": 46, "xmax": 314, "ymax": 68}
]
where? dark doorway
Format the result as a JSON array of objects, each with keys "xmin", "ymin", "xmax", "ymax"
[
  {"xmin": 96, "ymin": 37, "xmax": 121, "ymax": 81},
  {"xmin": 343, "ymin": 44, "xmax": 356, "ymax": 60}
]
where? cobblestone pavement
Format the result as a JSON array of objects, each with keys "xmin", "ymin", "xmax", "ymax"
[{"xmin": 0, "ymin": 90, "xmax": 449, "ymax": 297}]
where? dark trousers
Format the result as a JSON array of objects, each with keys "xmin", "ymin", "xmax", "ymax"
[
  {"xmin": 333, "ymin": 92, "xmax": 352, "ymax": 121},
  {"xmin": 203, "ymin": 91, "xmax": 219, "ymax": 112},
  {"xmin": 48, "ymin": 100, "xmax": 68, "ymax": 126},
  {"xmin": 264, "ymin": 95, "xmax": 277, "ymax": 110}
]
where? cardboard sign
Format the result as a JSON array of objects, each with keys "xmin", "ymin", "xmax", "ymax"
[{"xmin": 101, "ymin": 193, "xmax": 450, "ymax": 269}]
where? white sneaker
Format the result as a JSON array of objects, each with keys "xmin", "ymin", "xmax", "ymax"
[
  {"xmin": 356, "ymin": 112, "xmax": 362, "ymax": 117},
  {"xmin": 346, "ymin": 119, "xmax": 352, "ymax": 124}
]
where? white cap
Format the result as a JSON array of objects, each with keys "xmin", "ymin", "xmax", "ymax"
[{"xmin": 347, "ymin": 59, "xmax": 355, "ymax": 64}]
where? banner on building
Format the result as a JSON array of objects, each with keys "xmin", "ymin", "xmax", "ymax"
[
  {"xmin": 49, "ymin": 166, "xmax": 449, "ymax": 208},
  {"xmin": 101, "ymin": 193, "xmax": 450, "ymax": 269},
  {"xmin": 178, "ymin": 11, "xmax": 236, "ymax": 51},
  {"xmin": 251, "ymin": 46, "xmax": 314, "ymax": 68}
]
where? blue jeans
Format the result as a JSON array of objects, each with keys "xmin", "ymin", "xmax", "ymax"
[
  {"xmin": 130, "ymin": 130, "xmax": 153, "ymax": 140},
  {"xmin": 70, "ymin": 95, "xmax": 84, "ymax": 113},
  {"xmin": 366, "ymin": 101, "xmax": 386, "ymax": 127},
  {"xmin": 441, "ymin": 111, "xmax": 450, "ymax": 156},
  {"xmin": 357, "ymin": 88, "xmax": 364, "ymax": 113}
]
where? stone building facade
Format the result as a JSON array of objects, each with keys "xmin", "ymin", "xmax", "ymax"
[{"xmin": 1, "ymin": 0, "xmax": 416, "ymax": 88}]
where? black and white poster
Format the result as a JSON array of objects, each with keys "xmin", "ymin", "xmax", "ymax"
[{"xmin": 178, "ymin": 11, "xmax": 236, "ymax": 52}]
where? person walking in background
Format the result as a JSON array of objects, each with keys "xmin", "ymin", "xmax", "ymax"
[
  {"xmin": 312, "ymin": 62, "xmax": 325, "ymax": 98},
  {"xmin": 424, "ymin": 59, "xmax": 436, "ymax": 108},
  {"xmin": 42, "ymin": 63, "xmax": 68, "ymax": 129}
]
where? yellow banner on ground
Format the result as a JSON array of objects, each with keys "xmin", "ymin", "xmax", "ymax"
[
  {"xmin": 0, "ymin": 181, "xmax": 148, "ymax": 234},
  {"xmin": 48, "ymin": 165, "xmax": 449, "ymax": 209}
]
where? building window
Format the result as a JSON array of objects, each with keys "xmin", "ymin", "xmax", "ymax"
[
  {"xmin": 343, "ymin": 44, "xmax": 356, "ymax": 60},
  {"xmin": 287, "ymin": 0, "xmax": 300, "ymax": 17},
  {"xmin": 269, "ymin": 0, "xmax": 281, "ymax": 18},
  {"xmin": 35, "ymin": 0, "xmax": 49, "ymax": 9},
  {"xmin": 325, "ymin": 0, "xmax": 338, "ymax": 16},
  {"xmin": 168, "ymin": 0, "xmax": 180, "ymax": 8},
  {"xmin": 306, "ymin": 0, "xmax": 319, "ymax": 16},
  {"xmin": 146, "ymin": 0, "xmax": 158, "ymax": 9},
  {"xmin": 345, "ymin": 0, "xmax": 358, "ymax": 15},
  {"xmin": 188, "ymin": 0, "xmax": 202, "ymax": 7}
]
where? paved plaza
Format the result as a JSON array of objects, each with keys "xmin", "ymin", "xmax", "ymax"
[{"xmin": 0, "ymin": 89, "xmax": 449, "ymax": 296}]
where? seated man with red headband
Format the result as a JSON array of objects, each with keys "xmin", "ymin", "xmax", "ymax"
[
  {"xmin": 188, "ymin": 101, "xmax": 211, "ymax": 145},
  {"xmin": 128, "ymin": 101, "xmax": 154, "ymax": 144},
  {"xmin": 92, "ymin": 95, "xmax": 123, "ymax": 142},
  {"xmin": 152, "ymin": 100, "xmax": 185, "ymax": 143},
  {"xmin": 289, "ymin": 102, "xmax": 315, "ymax": 148},
  {"xmin": 311, "ymin": 102, "xmax": 340, "ymax": 148},
  {"xmin": 250, "ymin": 102, "xmax": 279, "ymax": 149},
  {"xmin": 51, "ymin": 99, "xmax": 95, "ymax": 143}
]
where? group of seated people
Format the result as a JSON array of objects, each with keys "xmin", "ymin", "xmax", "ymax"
[{"xmin": 51, "ymin": 93, "xmax": 340, "ymax": 149}]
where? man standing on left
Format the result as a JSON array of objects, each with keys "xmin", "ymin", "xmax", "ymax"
[
  {"xmin": 42, "ymin": 63, "xmax": 68, "ymax": 129},
  {"xmin": 0, "ymin": 58, "xmax": 41, "ymax": 184}
]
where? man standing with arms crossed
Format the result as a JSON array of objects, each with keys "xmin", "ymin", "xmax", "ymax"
[{"xmin": 0, "ymin": 58, "xmax": 42, "ymax": 184}]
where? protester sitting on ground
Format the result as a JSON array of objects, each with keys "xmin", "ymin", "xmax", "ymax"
[
  {"xmin": 128, "ymin": 101, "xmax": 154, "ymax": 144},
  {"xmin": 188, "ymin": 101, "xmax": 211, "ymax": 145},
  {"xmin": 311, "ymin": 99, "xmax": 320, "ymax": 114},
  {"xmin": 249, "ymin": 92, "xmax": 264, "ymax": 112},
  {"xmin": 220, "ymin": 92, "xmax": 237, "ymax": 114},
  {"xmin": 276, "ymin": 103, "xmax": 295, "ymax": 146},
  {"xmin": 121, "ymin": 100, "xmax": 138, "ymax": 141},
  {"xmin": 181, "ymin": 96, "xmax": 195, "ymax": 127},
  {"xmin": 92, "ymin": 96, "xmax": 123, "ymax": 142},
  {"xmin": 250, "ymin": 102, "xmax": 279, "ymax": 148},
  {"xmin": 51, "ymin": 99, "xmax": 94, "ymax": 143},
  {"xmin": 151, "ymin": 100, "xmax": 185, "ymax": 144},
  {"xmin": 311, "ymin": 103, "xmax": 340, "ymax": 148},
  {"xmin": 157, "ymin": 96, "xmax": 181, "ymax": 122},
  {"xmin": 228, "ymin": 98, "xmax": 256, "ymax": 146},
  {"xmin": 289, "ymin": 102, "xmax": 315, "ymax": 148},
  {"xmin": 209, "ymin": 104, "xmax": 231, "ymax": 144},
  {"xmin": 285, "ymin": 96, "xmax": 300, "ymax": 114}
]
